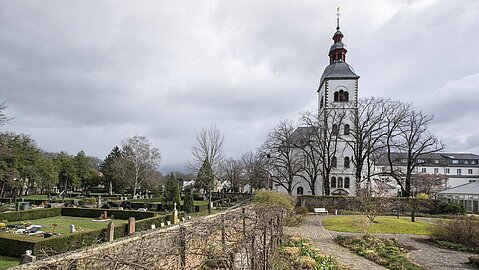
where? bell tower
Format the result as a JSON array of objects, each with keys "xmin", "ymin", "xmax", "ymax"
[{"xmin": 317, "ymin": 8, "xmax": 359, "ymax": 196}]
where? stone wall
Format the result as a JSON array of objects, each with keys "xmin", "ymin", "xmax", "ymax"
[{"xmin": 12, "ymin": 204, "xmax": 284, "ymax": 270}]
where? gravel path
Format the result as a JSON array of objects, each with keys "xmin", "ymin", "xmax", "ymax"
[{"xmin": 285, "ymin": 215, "xmax": 476, "ymax": 270}]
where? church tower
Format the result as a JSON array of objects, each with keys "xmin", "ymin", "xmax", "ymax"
[{"xmin": 317, "ymin": 10, "xmax": 359, "ymax": 196}]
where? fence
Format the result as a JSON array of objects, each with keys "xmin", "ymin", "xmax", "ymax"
[{"xmin": 13, "ymin": 204, "xmax": 285, "ymax": 270}]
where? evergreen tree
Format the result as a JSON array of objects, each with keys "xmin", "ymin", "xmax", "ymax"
[
  {"xmin": 164, "ymin": 173, "xmax": 180, "ymax": 211},
  {"xmin": 197, "ymin": 158, "xmax": 214, "ymax": 214},
  {"xmin": 101, "ymin": 146, "xmax": 122, "ymax": 195},
  {"xmin": 183, "ymin": 186, "xmax": 194, "ymax": 213}
]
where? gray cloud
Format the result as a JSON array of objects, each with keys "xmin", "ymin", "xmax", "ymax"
[{"xmin": 1, "ymin": 0, "xmax": 479, "ymax": 172}]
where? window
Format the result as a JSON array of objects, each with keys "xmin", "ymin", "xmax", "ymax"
[
  {"xmin": 434, "ymin": 168, "xmax": 439, "ymax": 174},
  {"xmin": 332, "ymin": 124, "xmax": 339, "ymax": 135},
  {"xmin": 469, "ymin": 169, "xmax": 473, "ymax": 174},
  {"xmin": 320, "ymin": 96, "xmax": 324, "ymax": 108},
  {"xmin": 465, "ymin": 160, "xmax": 470, "ymax": 165},
  {"xmin": 344, "ymin": 157, "xmax": 350, "ymax": 168},
  {"xmin": 472, "ymin": 160, "xmax": 477, "ymax": 165},
  {"xmin": 344, "ymin": 124, "xmax": 350, "ymax": 135},
  {"xmin": 445, "ymin": 168, "xmax": 450, "ymax": 174},
  {"xmin": 418, "ymin": 159, "xmax": 424, "ymax": 163},
  {"xmin": 421, "ymin": 168, "xmax": 426, "ymax": 173},
  {"xmin": 297, "ymin": 186, "xmax": 304, "ymax": 195},
  {"xmin": 333, "ymin": 90, "xmax": 349, "ymax": 102},
  {"xmin": 433, "ymin": 160, "xmax": 440, "ymax": 164},
  {"xmin": 331, "ymin": 156, "xmax": 337, "ymax": 168},
  {"xmin": 457, "ymin": 169, "xmax": 462, "ymax": 175},
  {"xmin": 337, "ymin": 177, "xmax": 343, "ymax": 188},
  {"xmin": 331, "ymin": 177, "xmax": 336, "ymax": 188},
  {"xmin": 452, "ymin": 160, "xmax": 459, "ymax": 164},
  {"xmin": 400, "ymin": 159, "xmax": 407, "ymax": 163},
  {"xmin": 344, "ymin": 177, "xmax": 350, "ymax": 188}
]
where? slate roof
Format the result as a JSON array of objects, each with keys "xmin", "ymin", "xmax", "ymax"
[
  {"xmin": 437, "ymin": 181, "xmax": 479, "ymax": 195},
  {"xmin": 319, "ymin": 61, "xmax": 359, "ymax": 89},
  {"xmin": 375, "ymin": 152, "xmax": 479, "ymax": 167}
]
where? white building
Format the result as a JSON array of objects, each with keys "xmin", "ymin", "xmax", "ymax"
[
  {"xmin": 376, "ymin": 152, "xmax": 479, "ymax": 190},
  {"xmin": 275, "ymin": 15, "xmax": 358, "ymax": 196}
]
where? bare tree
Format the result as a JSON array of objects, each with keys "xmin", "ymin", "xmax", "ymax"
[
  {"xmin": 241, "ymin": 150, "xmax": 270, "ymax": 193},
  {"xmin": 296, "ymin": 113, "xmax": 323, "ymax": 195},
  {"xmin": 0, "ymin": 100, "xmax": 12, "ymax": 126},
  {"xmin": 411, "ymin": 173, "xmax": 447, "ymax": 196},
  {"xmin": 189, "ymin": 124, "xmax": 225, "ymax": 177},
  {"xmin": 114, "ymin": 135, "xmax": 161, "ymax": 198},
  {"xmin": 261, "ymin": 120, "xmax": 303, "ymax": 195},
  {"xmin": 222, "ymin": 157, "xmax": 244, "ymax": 192}
]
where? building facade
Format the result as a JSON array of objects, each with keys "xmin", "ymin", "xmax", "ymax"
[
  {"xmin": 376, "ymin": 152, "xmax": 479, "ymax": 190},
  {"xmin": 275, "ymin": 16, "xmax": 359, "ymax": 196}
]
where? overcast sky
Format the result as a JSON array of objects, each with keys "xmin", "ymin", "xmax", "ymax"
[{"xmin": 1, "ymin": 0, "xmax": 479, "ymax": 173}]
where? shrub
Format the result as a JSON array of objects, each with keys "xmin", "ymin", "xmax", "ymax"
[
  {"xmin": 273, "ymin": 237, "xmax": 347, "ymax": 270},
  {"xmin": 431, "ymin": 216, "xmax": 479, "ymax": 248},
  {"xmin": 252, "ymin": 190, "xmax": 293, "ymax": 210},
  {"xmin": 0, "ymin": 208, "xmax": 62, "ymax": 222},
  {"xmin": 295, "ymin": 206, "xmax": 309, "ymax": 216},
  {"xmin": 435, "ymin": 201, "xmax": 466, "ymax": 215},
  {"xmin": 60, "ymin": 207, "xmax": 156, "ymax": 220}
]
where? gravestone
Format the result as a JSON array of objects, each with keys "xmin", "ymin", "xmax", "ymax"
[
  {"xmin": 166, "ymin": 221, "xmax": 171, "ymax": 226},
  {"xmin": 128, "ymin": 217, "xmax": 135, "ymax": 235},
  {"xmin": 160, "ymin": 222, "xmax": 165, "ymax": 227},
  {"xmin": 173, "ymin": 203, "xmax": 179, "ymax": 224},
  {"xmin": 106, "ymin": 221, "xmax": 114, "ymax": 242},
  {"xmin": 151, "ymin": 224, "xmax": 156, "ymax": 230},
  {"xmin": 70, "ymin": 224, "xmax": 76, "ymax": 233},
  {"xmin": 103, "ymin": 211, "xmax": 108, "ymax": 219},
  {"xmin": 20, "ymin": 250, "xmax": 36, "ymax": 264}
]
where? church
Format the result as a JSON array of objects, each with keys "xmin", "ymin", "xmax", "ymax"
[{"xmin": 274, "ymin": 14, "xmax": 359, "ymax": 196}]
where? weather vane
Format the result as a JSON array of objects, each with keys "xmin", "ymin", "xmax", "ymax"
[{"xmin": 336, "ymin": 6, "xmax": 341, "ymax": 30}]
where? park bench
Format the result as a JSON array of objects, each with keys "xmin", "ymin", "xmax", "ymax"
[{"xmin": 313, "ymin": 207, "xmax": 328, "ymax": 215}]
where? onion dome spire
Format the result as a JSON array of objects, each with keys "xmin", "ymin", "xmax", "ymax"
[{"xmin": 329, "ymin": 7, "xmax": 347, "ymax": 64}]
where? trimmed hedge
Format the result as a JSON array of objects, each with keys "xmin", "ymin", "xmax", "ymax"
[
  {"xmin": 297, "ymin": 195, "xmax": 440, "ymax": 215},
  {"xmin": 0, "ymin": 233, "xmax": 38, "ymax": 257},
  {"xmin": 60, "ymin": 207, "xmax": 156, "ymax": 220},
  {"xmin": 0, "ymin": 208, "xmax": 62, "ymax": 222},
  {"xmin": 0, "ymin": 212, "xmax": 177, "ymax": 257}
]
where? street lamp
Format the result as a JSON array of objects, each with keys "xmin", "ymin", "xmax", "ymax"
[{"xmin": 396, "ymin": 185, "xmax": 401, "ymax": 219}]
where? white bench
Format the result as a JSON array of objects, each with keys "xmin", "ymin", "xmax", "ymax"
[{"xmin": 313, "ymin": 207, "xmax": 328, "ymax": 215}]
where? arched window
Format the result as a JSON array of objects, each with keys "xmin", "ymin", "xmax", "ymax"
[
  {"xmin": 331, "ymin": 177, "xmax": 336, "ymax": 188},
  {"xmin": 297, "ymin": 186, "xmax": 304, "ymax": 195},
  {"xmin": 337, "ymin": 177, "xmax": 343, "ymax": 188},
  {"xmin": 344, "ymin": 177, "xmax": 350, "ymax": 188},
  {"xmin": 332, "ymin": 156, "xmax": 337, "ymax": 168},
  {"xmin": 344, "ymin": 124, "xmax": 350, "ymax": 135},
  {"xmin": 332, "ymin": 124, "xmax": 338, "ymax": 135},
  {"xmin": 344, "ymin": 157, "xmax": 350, "ymax": 168},
  {"xmin": 334, "ymin": 90, "xmax": 350, "ymax": 102}
]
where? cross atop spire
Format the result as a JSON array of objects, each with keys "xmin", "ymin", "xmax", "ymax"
[{"xmin": 336, "ymin": 7, "xmax": 341, "ymax": 30}]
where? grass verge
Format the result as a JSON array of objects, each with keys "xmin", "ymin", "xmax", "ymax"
[
  {"xmin": 322, "ymin": 216, "xmax": 434, "ymax": 235},
  {"xmin": 336, "ymin": 235, "xmax": 424, "ymax": 270}
]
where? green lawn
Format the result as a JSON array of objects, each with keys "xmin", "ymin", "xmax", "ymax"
[
  {"xmin": 5, "ymin": 216, "xmax": 128, "ymax": 235},
  {"xmin": 0, "ymin": 255, "xmax": 19, "ymax": 270},
  {"xmin": 322, "ymin": 216, "xmax": 434, "ymax": 235}
]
